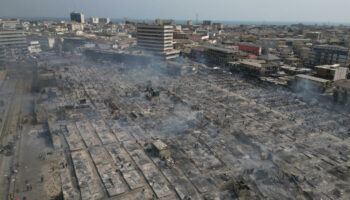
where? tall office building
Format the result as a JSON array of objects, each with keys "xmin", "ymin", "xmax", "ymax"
[
  {"xmin": 0, "ymin": 31, "xmax": 28, "ymax": 62},
  {"xmin": 136, "ymin": 23, "xmax": 179, "ymax": 60},
  {"xmin": 309, "ymin": 45, "xmax": 350, "ymax": 67},
  {"xmin": 70, "ymin": 11, "xmax": 85, "ymax": 23},
  {"xmin": 0, "ymin": 20, "xmax": 27, "ymax": 62}
]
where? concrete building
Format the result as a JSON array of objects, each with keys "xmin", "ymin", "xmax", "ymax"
[
  {"xmin": 0, "ymin": 19, "xmax": 21, "ymax": 30},
  {"xmin": 309, "ymin": 45, "xmax": 350, "ymax": 67},
  {"xmin": 89, "ymin": 17, "xmax": 110, "ymax": 24},
  {"xmin": 212, "ymin": 23, "xmax": 224, "ymax": 30},
  {"xmin": 224, "ymin": 42, "xmax": 262, "ymax": 55},
  {"xmin": 70, "ymin": 11, "xmax": 85, "ymax": 23},
  {"xmin": 295, "ymin": 74, "xmax": 330, "ymax": 93},
  {"xmin": 258, "ymin": 38, "xmax": 311, "ymax": 50},
  {"xmin": 67, "ymin": 23, "xmax": 84, "ymax": 31},
  {"xmin": 155, "ymin": 19, "xmax": 175, "ymax": 25},
  {"xmin": 187, "ymin": 20, "xmax": 193, "ymax": 26},
  {"xmin": 137, "ymin": 23, "xmax": 179, "ymax": 60},
  {"xmin": 0, "ymin": 30, "xmax": 27, "ymax": 62},
  {"xmin": 27, "ymin": 34, "xmax": 55, "ymax": 50},
  {"xmin": 99, "ymin": 18, "xmax": 110, "ymax": 24},
  {"xmin": 89, "ymin": 17, "xmax": 99, "ymax": 24},
  {"xmin": 314, "ymin": 64, "xmax": 348, "ymax": 81},
  {"xmin": 305, "ymin": 32, "xmax": 322, "ymax": 41},
  {"xmin": 203, "ymin": 20, "xmax": 211, "ymax": 26},
  {"xmin": 229, "ymin": 60, "xmax": 279, "ymax": 77},
  {"xmin": 28, "ymin": 41, "xmax": 42, "ymax": 54},
  {"xmin": 204, "ymin": 45, "xmax": 237, "ymax": 66}
]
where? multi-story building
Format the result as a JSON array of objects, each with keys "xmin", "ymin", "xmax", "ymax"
[
  {"xmin": 305, "ymin": 32, "xmax": 322, "ymax": 41},
  {"xmin": 229, "ymin": 60, "xmax": 279, "ymax": 77},
  {"xmin": 89, "ymin": 17, "xmax": 99, "ymax": 24},
  {"xmin": 223, "ymin": 41, "xmax": 262, "ymax": 55},
  {"xmin": 89, "ymin": 17, "xmax": 110, "ymax": 24},
  {"xmin": 212, "ymin": 23, "xmax": 224, "ymax": 30},
  {"xmin": 70, "ymin": 11, "xmax": 85, "ymax": 23},
  {"xmin": 0, "ymin": 29, "xmax": 27, "ymax": 62},
  {"xmin": 27, "ymin": 33, "xmax": 55, "ymax": 50},
  {"xmin": 99, "ymin": 18, "xmax": 110, "ymax": 24},
  {"xmin": 136, "ymin": 23, "xmax": 179, "ymax": 60},
  {"xmin": 67, "ymin": 22, "xmax": 84, "ymax": 31},
  {"xmin": 314, "ymin": 64, "xmax": 348, "ymax": 81},
  {"xmin": 155, "ymin": 19, "xmax": 175, "ymax": 25},
  {"xmin": 309, "ymin": 45, "xmax": 350, "ymax": 67},
  {"xmin": 1, "ymin": 19, "xmax": 21, "ymax": 30},
  {"xmin": 204, "ymin": 45, "xmax": 237, "ymax": 66},
  {"xmin": 203, "ymin": 20, "xmax": 211, "ymax": 26}
]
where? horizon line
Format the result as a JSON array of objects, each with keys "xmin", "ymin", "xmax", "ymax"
[{"xmin": 1, "ymin": 16, "xmax": 350, "ymax": 25}]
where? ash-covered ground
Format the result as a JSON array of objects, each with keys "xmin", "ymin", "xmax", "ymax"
[{"xmin": 1, "ymin": 55, "xmax": 350, "ymax": 200}]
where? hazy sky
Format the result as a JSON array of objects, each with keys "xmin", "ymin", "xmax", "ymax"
[{"xmin": 1, "ymin": 0, "xmax": 349, "ymax": 22}]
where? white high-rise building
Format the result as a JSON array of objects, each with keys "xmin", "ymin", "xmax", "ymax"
[
  {"xmin": 89, "ymin": 17, "xmax": 99, "ymax": 24},
  {"xmin": 136, "ymin": 23, "xmax": 179, "ymax": 60}
]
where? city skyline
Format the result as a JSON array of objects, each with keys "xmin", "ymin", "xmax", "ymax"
[{"xmin": 1, "ymin": 0, "xmax": 350, "ymax": 23}]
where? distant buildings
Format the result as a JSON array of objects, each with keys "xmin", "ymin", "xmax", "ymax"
[
  {"xmin": 67, "ymin": 23, "xmax": 84, "ymax": 31},
  {"xmin": 155, "ymin": 19, "xmax": 175, "ymax": 25},
  {"xmin": 89, "ymin": 17, "xmax": 99, "ymax": 24},
  {"xmin": 305, "ymin": 32, "xmax": 322, "ymax": 42},
  {"xmin": 70, "ymin": 11, "xmax": 85, "ymax": 23},
  {"xmin": 309, "ymin": 45, "xmax": 350, "ymax": 67},
  {"xmin": 223, "ymin": 41, "xmax": 262, "ymax": 55},
  {"xmin": 99, "ymin": 18, "xmax": 110, "ymax": 24},
  {"xmin": 212, "ymin": 23, "xmax": 224, "ymax": 30},
  {"xmin": 187, "ymin": 20, "xmax": 193, "ymax": 26},
  {"xmin": 203, "ymin": 20, "xmax": 211, "ymax": 26},
  {"xmin": 136, "ymin": 23, "xmax": 179, "ymax": 60},
  {"xmin": 89, "ymin": 17, "xmax": 110, "ymax": 24},
  {"xmin": 0, "ymin": 19, "xmax": 21, "ymax": 30}
]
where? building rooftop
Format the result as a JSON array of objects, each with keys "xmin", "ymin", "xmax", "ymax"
[
  {"xmin": 296, "ymin": 74, "xmax": 330, "ymax": 83},
  {"xmin": 239, "ymin": 60, "xmax": 263, "ymax": 68},
  {"xmin": 202, "ymin": 45, "xmax": 236, "ymax": 54},
  {"xmin": 259, "ymin": 53, "xmax": 281, "ymax": 61},
  {"xmin": 315, "ymin": 64, "xmax": 341, "ymax": 70}
]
